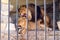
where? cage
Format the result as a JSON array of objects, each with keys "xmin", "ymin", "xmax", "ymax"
[{"xmin": 0, "ymin": 0, "xmax": 60, "ymax": 40}]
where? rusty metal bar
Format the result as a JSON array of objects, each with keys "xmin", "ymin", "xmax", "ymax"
[
  {"xmin": 16, "ymin": 0, "xmax": 18, "ymax": 40},
  {"xmin": 53, "ymin": 0, "xmax": 55, "ymax": 40},
  {"xmin": 8, "ymin": 0, "xmax": 10, "ymax": 40},
  {"xmin": 44, "ymin": 0, "xmax": 47, "ymax": 40}
]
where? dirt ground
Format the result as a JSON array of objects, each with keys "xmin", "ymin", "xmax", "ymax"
[{"xmin": 1, "ymin": 31, "xmax": 60, "ymax": 40}]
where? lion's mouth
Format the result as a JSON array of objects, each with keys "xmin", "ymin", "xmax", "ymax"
[
  {"xmin": 22, "ymin": 14, "xmax": 26, "ymax": 17},
  {"xmin": 21, "ymin": 13, "xmax": 27, "ymax": 17}
]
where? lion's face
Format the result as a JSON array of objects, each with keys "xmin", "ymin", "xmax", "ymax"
[
  {"xmin": 18, "ymin": 17, "xmax": 27, "ymax": 28},
  {"xmin": 18, "ymin": 7, "xmax": 32, "ymax": 20}
]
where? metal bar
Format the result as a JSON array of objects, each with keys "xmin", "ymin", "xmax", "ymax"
[
  {"xmin": 0, "ymin": 0, "xmax": 1, "ymax": 40},
  {"xmin": 8, "ymin": 0, "xmax": 10, "ymax": 40},
  {"xmin": 35, "ymin": 0, "xmax": 37, "ymax": 40},
  {"xmin": 26, "ymin": 0, "xmax": 28, "ymax": 40},
  {"xmin": 44, "ymin": 0, "xmax": 47, "ymax": 40},
  {"xmin": 53, "ymin": 0, "xmax": 55, "ymax": 40},
  {"xmin": 16, "ymin": 0, "xmax": 18, "ymax": 40}
]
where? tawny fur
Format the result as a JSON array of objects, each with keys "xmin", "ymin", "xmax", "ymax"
[
  {"xmin": 18, "ymin": 4, "xmax": 52, "ymax": 35},
  {"xmin": 18, "ymin": 17, "xmax": 52, "ymax": 34}
]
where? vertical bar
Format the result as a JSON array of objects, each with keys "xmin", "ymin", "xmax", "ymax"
[
  {"xmin": 26, "ymin": 0, "xmax": 28, "ymax": 40},
  {"xmin": 0, "ymin": 0, "xmax": 1, "ymax": 40},
  {"xmin": 16, "ymin": 0, "xmax": 18, "ymax": 40},
  {"xmin": 44, "ymin": 0, "xmax": 47, "ymax": 40},
  {"xmin": 53, "ymin": 0, "xmax": 55, "ymax": 40},
  {"xmin": 8, "ymin": 0, "xmax": 10, "ymax": 40},
  {"xmin": 35, "ymin": 0, "xmax": 37, "ymax": 40}
]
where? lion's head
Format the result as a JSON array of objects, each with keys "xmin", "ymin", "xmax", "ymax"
[{"xmin": 18, "ymin": 3, "xmax": 43, "ymax": 22}]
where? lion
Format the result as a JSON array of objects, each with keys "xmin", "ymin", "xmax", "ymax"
[
  {"xmin": 18, "ymin": 3, "xmax": 52, "ymax": 34},
  {"xmin": 18, "ymin": 17, "xmax": 52, "ymax": 35}
]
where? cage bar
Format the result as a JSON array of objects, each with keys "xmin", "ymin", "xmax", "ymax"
[
  {"xmin": 35, "ymin": 0, "xmax": 37, "ymax": 40},
  {"xmin": 8, "ymin": 0, "xmax": 10, "ymax": 40},
  {"xmin": 16, "ymin": 0, "xmax": 18, "ymax": 40},
  {"xmin": 44, "ymin": 0, "xmax": 47, "ymax": 40},
  {"xmin": 26, "ymin": 0, "xmax": 28, "ymax": 40},
  {"xmin": 0, "ymin": 0, "xmax": 1, "ymax": 40},
  {"xmin": 53, "ymin": 0, "xmax": 55, "ymax": 40}
]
